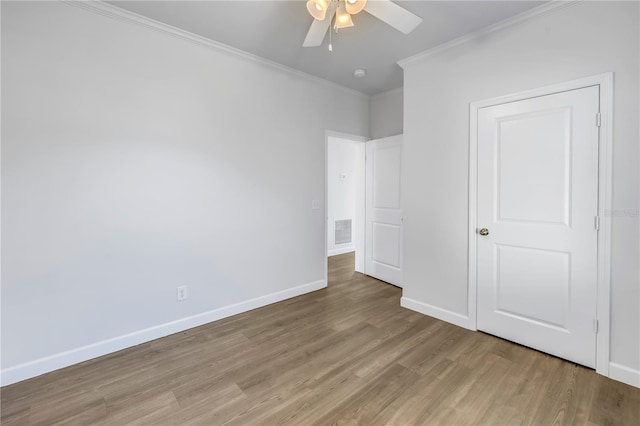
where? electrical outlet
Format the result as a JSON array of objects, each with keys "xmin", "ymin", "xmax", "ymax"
[{"xmin": 177, "ymin": 285, "xmax": 188, "ymax": 301}]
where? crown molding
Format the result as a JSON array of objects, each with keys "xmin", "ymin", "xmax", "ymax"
[
  {"xmin": 62, "ymin": 1, "xmax": 370, "ymax": 101},
  {"xmin": 398, "ymin": 0, "xmax": 581, "ymax": 69},
  {"xmin": 371, "ymin": 86, "xmax": 403, "ymax": 102}
]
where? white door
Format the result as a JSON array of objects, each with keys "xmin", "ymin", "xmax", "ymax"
[
  {"xmin": 365, "ymin": 135, "xmax": 402, "ymax": 287},
  {"xmin": 477, "ymin": 86, "xmax": 599, "ymax": 368}
]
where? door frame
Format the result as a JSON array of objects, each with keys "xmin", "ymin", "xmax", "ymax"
[
  {"xmin": 324, "ymin": 130, "xmax": 369, "ymax": 285},
  {"xmin": 467, "ymin": 73, "xmax": 614, "ymax": 376}
]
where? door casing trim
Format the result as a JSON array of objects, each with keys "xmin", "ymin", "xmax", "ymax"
[{"xmin": 467, "ymin": 72, "xmax": 614, "ymax": 376}]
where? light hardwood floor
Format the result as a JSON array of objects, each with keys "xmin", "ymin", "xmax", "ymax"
[{"xmin": 2, "ymin": 252, "xmax": 639, "ymax": 425}]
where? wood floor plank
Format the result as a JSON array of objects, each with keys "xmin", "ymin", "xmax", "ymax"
[
  {"xmin": 2, "ymin": 252, "xmax": 638, "ymax": 425},
  {"xmin": 95, "ymin": 390, "xmax": 179, "ymax": 426},
  {"xmin": 312, "ymin": 363, "xmax": 421, "ymax": 426},
  {"xmin": 28, "ymin": 389, "xmax": 106, "ymax": 426},
  {"xmin": 0, "ymin": 406, "xmax": 31, "ymax": 426}
]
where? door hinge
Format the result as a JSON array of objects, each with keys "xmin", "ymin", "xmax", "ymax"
[
  {"xmin": 593, "ymin": 319, "xmax": 599, "ymax": 334},
  {"xmin": 594, "ymin": 215, "xmax": 600, "ymax": 230},
  {"xmin": 596, "ymin": 113, "xmax": 601, "ymax": 127}
]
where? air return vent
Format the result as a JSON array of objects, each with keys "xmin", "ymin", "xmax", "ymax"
[{"xmin": 335, "ymin": 219, "xmax": 352, "ymax": 245}]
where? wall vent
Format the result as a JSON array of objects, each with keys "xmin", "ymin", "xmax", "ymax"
[{"xmin": 335, "ymin": 219, "xmax": 352, "ymax": 245}]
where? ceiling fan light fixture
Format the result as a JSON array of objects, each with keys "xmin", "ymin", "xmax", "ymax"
[
  {"xmin": 345, "ymin": 0, "xmax": 367, "ymax": 15},
  {"xmin": 306, "ymin": 0, "xmax": 328, "ymax": 21},
  {"xmin": 335, "ymin": 4, "xmax": 354, "ymax": 29}
]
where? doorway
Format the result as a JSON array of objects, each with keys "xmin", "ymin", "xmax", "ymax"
[
  {"xmin": 326, "ymin": 134, "xmax": 367, "ymax": 276},
  {"xmin": 325, "ymin": 132, "xmax": 404, "ymax": 288}
]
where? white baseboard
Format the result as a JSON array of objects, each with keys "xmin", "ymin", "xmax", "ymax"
[
  {"xmin": 0, "ymin": 279, "xmax": 326, "ymax": 387},
  {"xmin": 328, "ymin": 247, "xmax": 355, "ymax": 257},
  {"xmin": 401, "ymin": 297, "xmax": 475, "ymax": 330},
  {"xmin": 609, "ymin": 362, "xmax": 640, "ymax": 388}
]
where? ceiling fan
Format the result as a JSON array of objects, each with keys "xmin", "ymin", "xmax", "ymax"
[{"xmin": 303, "ymin": 0, "xmax": 423, "ymax": 47}]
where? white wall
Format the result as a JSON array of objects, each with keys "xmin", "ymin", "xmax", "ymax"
[
  {"xmin": 327, "ymin": 137, "xmax": 364, "ymax": 257},
  {"xmin": 401, "ymin": 0, "xmax": 639, "ymax": 385},
  {"xmin": 0, "ymin": 1, "xmax": 369, "ymax": 384},
  {"xmin": 370, "ymin": 88, "xmax": 403, "ymax": 139}
]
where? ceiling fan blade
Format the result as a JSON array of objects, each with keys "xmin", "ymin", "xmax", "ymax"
[
  {"xmin": 364, "ymin": 0, "xmax": 423, "ymax": 34},
  {"xmin": 303, "ymin": 2, "xmax": 337, "ymax": 47},
  {"xmin": 303, "ymin": 17, "xmax": 331, "ymax": 47}
]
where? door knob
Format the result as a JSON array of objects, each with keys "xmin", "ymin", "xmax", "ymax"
[{"xmin": 479, "ymin": 228, "xmax": 489, "ymax": 236}]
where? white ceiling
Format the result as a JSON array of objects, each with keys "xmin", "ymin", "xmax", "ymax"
[{"xmin": 107, "ymin": 0, "xmax": 546, "ymax": 95}]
